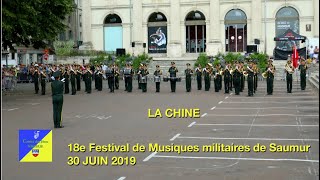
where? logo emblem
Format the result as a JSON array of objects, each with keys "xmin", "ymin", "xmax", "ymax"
[
  {"xmin": 34, "ymin": 131, "xmax": 40, "ymax": 139},
  {"xmin": 32, "ymin": 149, "xmax": 39, "ymax": 157}
]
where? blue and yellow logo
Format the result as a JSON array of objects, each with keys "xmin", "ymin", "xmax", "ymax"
[{"xmin": 19, "ymin": 130, "xmax": 52, "ymax": 162}]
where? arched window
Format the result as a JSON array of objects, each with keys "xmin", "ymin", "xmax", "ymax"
[
  {"xmin": 148, "ymin": 12, "xmax": 167, "ymax": 53},
  {"xmin": 275, "ymin": 7, "xmax": 299, "ymax": 50},
  {"xmin": 185, "ymin": 11, "xmax": 206, "ymax": 53},
  {"xmin": 103, "ymin": 14, "xmax": 123, "ymax": 52},
  {"xmin": 225, "ymin": 9, "xmax": 247, "ymax": 52}
]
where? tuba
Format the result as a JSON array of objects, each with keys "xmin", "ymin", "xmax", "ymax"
[{"xmin": 262, "ymin": 71, "xmax": 268, "ymax": 78}]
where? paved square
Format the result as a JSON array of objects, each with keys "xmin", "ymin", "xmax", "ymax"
[{"xmin": 2, "ymin": 80, "xmax": 319, "ymax": 180}]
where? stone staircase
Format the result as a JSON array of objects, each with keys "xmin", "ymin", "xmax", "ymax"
[{"xmin": 309, "ymin": 73, "xmax": 319, "ymax": 91}]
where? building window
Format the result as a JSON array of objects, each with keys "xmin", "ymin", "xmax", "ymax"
[
  {"xmin": 148, "ymin": 12, "xmax": 167, "ymax": 53},
  {"xmin": 103, "ymin": 14, "xmax": 123, "ymax": 52},
  {"xmin": 69, "ymin": 30, "xmax": 73, "ymax": 40},
  {"xmin": 59, "ymin": 32, "xmax": 66, "ymax": 41},
  {"xmin": 185, "ymin": 11, "xmax": 206, "ymax": 53},
  {"xmin": 224, "ymin": 9, "xmax": 247, "ymax": 52},
  {"xmin": 275, "ymin": 7, "xmax": 299, "ymax": 50}
]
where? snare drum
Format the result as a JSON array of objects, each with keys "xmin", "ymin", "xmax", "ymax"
[
  {"xmin": 105, "ymin": 68, "xmax": 113, "ymax": 75},
  {"xmin": 154, "ymin": 76, "xmax": 161, "ymax": 82},
  {"xmin": 163, "ymin": 77, "xmax": 169, "ymax": 82},
  {"xmin": 140, "ymin": 75, "xmax": 147, "ymax": 83},
  {"xmin": 176, "ymin": 77, "xmax": 182, "ymax": 82}
]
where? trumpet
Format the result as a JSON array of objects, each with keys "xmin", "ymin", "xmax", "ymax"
[{"xmin": 242, "ymin": 71, "xmax": 248, "ymax": 77}]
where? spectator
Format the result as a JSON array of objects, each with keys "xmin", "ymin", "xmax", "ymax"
[
  {"xmin": 313, "ymin": 46, "xmax": 319, "ymax": 62},
  {"xmin": 308, "ymin": 45, "xmax": 314, "ymax": 59}
]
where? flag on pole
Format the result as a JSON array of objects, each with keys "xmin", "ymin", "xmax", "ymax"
[{"xmin": 292, "ymin": 45, "xmax": 299, "ymax": 68}]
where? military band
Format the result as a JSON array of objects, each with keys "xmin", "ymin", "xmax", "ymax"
[
  {"xmin": 224, "ymin": 64, "xmax": 232, "ymax": 94},
  {"xmin": 185, "ymin": 63, "xmax": 193, "ymax": 92},
  {"xmin": 138, "ymin": 63, "xmax": 149, "ymax": 92},
  {"xmin": 285, "ymin": 59, "xmax": 295, "ymax": 93},
  {"xmin": 70, "ymin": 67, "xmax": 77, "ymax": 95},
  {"xmin": 233, "ymin": 61, "xmax": 242, "ymax": 95},
  {"xmin": 154, "ymin": 65, "xmax": 162, "ymax": 92},
  {"xmin": 264, "ymin": 59, "xmax": 275, "ymax": 95},
  {"xmin": 124, "ymin": 63, "xmax": 134, "ymax": 92},
  {"xmin": 168, "ymin": 62, "xmax": 178, "ymax": 92},
  {"xmin": 203, "ymin": 63, "xmax": 212, "ymax": 91},
  {"xmin": 106, "ymin": 65, "xmax": 115, "ymax": 93},
  {"xmin": 298, "ymin": 58, "xmax": 307, "ymax": 90},
  {"xmin": 246, "ymin": 61, "xmax": 255, "ymax": 97},
  {"xmin": 195, "ymin": 64, "xmax": 202, "ymax": 90}
]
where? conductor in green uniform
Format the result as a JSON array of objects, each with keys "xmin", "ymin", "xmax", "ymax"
[
  {"xmin": 51, "ymin": 71, "xmax": 64, "ymax": 128},
  {"xmin": 185, "ymin": 63, "xmax": 193, "ymax": 92}
]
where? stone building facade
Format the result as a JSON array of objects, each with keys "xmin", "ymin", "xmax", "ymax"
[{"xmin": 82, "ymin": 0, "xmax": 319, "ymax": 58}]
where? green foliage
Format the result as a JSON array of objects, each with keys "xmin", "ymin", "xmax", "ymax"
[
  {"xmin": 132, "ymin": 53, "xmax": 152, "ymax": 70},
  {"xmin": 90, "ymin": 54, "xmax": 106, "ymax": 65},
  {"xmin": 2, "ymin": 0, "xmax": 74, "ymax": 50},
  {"xmin": 224, "ymin": 52, "xmax": 244, "ymax": 64},
  {"xmin": 116, "ymin": 54, "xmax": 131, "ymax": 68},
  {"xmin": 249, "ymin": 53, "xmax": 268, "ymax": 73},
  {"xmin": 53, "ymin": 41, "xmax": 74, "ymax": 56},
  {"xmin": 194, "ymin": 53, "xmax": 209, "ymax": 68}
]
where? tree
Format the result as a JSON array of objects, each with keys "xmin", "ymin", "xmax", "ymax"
[{"xmin": 2, "ymin": 0, "xmax": 74, "ymax": 50}]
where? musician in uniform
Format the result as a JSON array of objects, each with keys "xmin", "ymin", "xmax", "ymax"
[
  {"xmin": 70, "ymin": 67, "xmax": 77, "ymax": 95},
  {"xmin": 203, "ymin": 63, "xmax": 212, "ymax": 91},
  {"xmin": 285, "ymin": 59, "xmax": 294, "ymax": 93},
  {"xmin": 76, "ymin": 65, "xmax": 81, "ymax": 91},
  {"xmin": 298, "ymin": 58, "xmax": 308, "ymax": 90},
  {"xmin": 124, "ymin": 63, "xmax": 129, "ymax": 91},
  {"xmin": 253, "ymin": 61, "xmax": 259, "ymax": 93},
  {"xmin": 107, "ymin": 64, "xmax": 115, "ymax": 93},
  {"xmin": 266, "ymin": 60, "xmax": 275, "ymax": 95},
  {"xmin": 247, "ymin": 60, "xmax": 255, "ymax": 96},
  {"xmin": 168, "ymin": 62, "xmax": 178, "ymax": 92},
  {"xmin": 154, "ymin": 65, "xmax": 162, "ymax": 92},
  {"xmin": 40, "ymin": 67, "xmax": 47, "ymax": 95},
  {"xmin": 224, "ymin": 64, "xmax": 232, "ymax": 94},
  {"xmin": 195, "ymin": 64, "xmax": 202, "ymax": 90},
  {"xmin": 63, "ymin": 66, "xmax": 70, "ymax": 94},
  {"xmin": 84, "ymin": 67, "xmax": 92, "ymax": 94},
  {"xmin": 33, "ymin": 64, "xmax": 40, "ymax": 94},
  {"xmin": 114, "ymin": 63, "xmax": 120, "ymax": 90},
  {"xmin": 229, "ymin": 62, "xmax": 233, "ymax": 91},
  {"xmin": 185, "ymin": 63, "xmax": 193, "ymax": 92},
  {"xmin": 233, "ymin": 61, "xmax": 242, "ymax": 95},
  {"xmin": 51, "ymin": 71, "xmax": 64, "ymax": 128},
  {"xmin": 137, "ymin": 64, "xmax": 143, "ymax": 89},
  {"xmin": 240, "ymin": 61, "xmax": 245, "ymax": 92},
  {"xmin": 138, "ymin": 63, "xmax": 149, "ymax": 92},
  {"xmin": 96, "ymin": 66, "xmax": 103, "ymax": 91},
  {"xmin": 94, "ymin": 65, "xmax": 99, "ymax": 90}
]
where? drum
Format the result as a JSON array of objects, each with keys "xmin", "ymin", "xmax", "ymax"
[
  {"xmin": 154, "ymin": 76, "xmax": 161, "ymax": 82},
  {"xmin": 105, "ymin": 68, "xmax": 113, "ymax": 75},
  {"xmin": 123, "ymin": 69, "xmax": 131, "ymax": 76},
  {"xmin": 176, "ymin": 77, "xmax": 182, "ymax": 82},
  {"xmin": 163, "ymin": 77, "xmax": 169, "ymax": 82},
  {"xmin": 140, "ymin": 75, "xmax": 147, "ymax": 83}
]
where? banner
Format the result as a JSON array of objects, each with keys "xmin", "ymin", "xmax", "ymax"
[
  {"xmin": 273, "ymin": 47, "xmax": 306, "ymax": 60},
  {"xmin": 148, "ymin": 26, "xmax": 167, "ymax": 53},
  {"xmin": 275, "ymin": 20, "xmax": 299, "ymax": 50}
]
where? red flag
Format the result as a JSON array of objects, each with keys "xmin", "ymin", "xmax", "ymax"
[{"xmin": 292, "ymin": 45, "xmax": 299, "ymax": 68}]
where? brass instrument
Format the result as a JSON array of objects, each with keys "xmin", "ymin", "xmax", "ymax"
[
  {"xmin": 262, "ymin": 71, "xmax": 268, "ymax": 78},
  {"xmin": 242, "ymin": 71, "xmax": 248, "ymax": 77},
  {"xmin": 285, "ymin": 63, "xmax": 294, "ymax": 74}
]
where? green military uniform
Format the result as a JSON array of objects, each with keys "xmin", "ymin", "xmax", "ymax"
[
  {"xmin": 76, "ymin": 67, "xmax": 81, "ymax": 91},
  {"xmin": 224, "ymin": 66, "xmax": 231, "ymax": 94},
  {"xmin": 85, "ymin": 70, "xmax": 92, "ymax": 94},
  {"xmin": 33, "ymin": 68, "xmax": 39, "ymax": 94},
  {"xmin": 139, "ymin": 64, "xmax": 149, "ymax": 93},
  {"xmin": 63, "ymin": 69, "xmax": 70, "ymax": 94},
  {"xmin": 40, "ymin": 70, "xmax": 46, "ymax": 95},
  {"xmin": 154, "ymin": 65, "xmax": 162, "ymax": 93},
  {"xmin": 240, "ymin": 62, "xmax": 244, "ymax": 92},
  {"xmin": 285, "ymin": 60, "xmax": 294, "ymax": 93},
  {"xmin": 233, "ymin": 63, "xmax": 242, "ymax": 95},
  {"xmin": 299, "ymin": 60, "xmax": 307, "ymax": 90},
  {"xmin": 204, "ymin": 64, "xmax": 212, "ymax": 91},
  {"xmin": 247, "ymin": 62, "xmax": 254, "ymax": 96},
  {"xmin": 266, "ymin": 63, "xmax": 275, "ymax": 95},
  {"xmin": 70, "ymin": 70, "xmax": 77, "ymax": 95},
  {"xmin": 51, "ymin": 71, "xmax": 64, "ymax": 128},
  {"xmin": 185, "ymin": 63, "xmax": 193, "ymax": 92},
  {"xmin": 168, "ymin": 62, "xmax": 178, "ymax": 92},
  {"xmin": 195, "ymin": 65, "xmax": 202, "ymax": 90}
]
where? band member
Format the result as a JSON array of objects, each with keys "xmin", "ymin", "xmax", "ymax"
[
  {"xmin": 285, "ymin": 59, "xmax": 295, "ymax": 93},
  {"xmin": 266, "ymin": 60, "xmax": 275, "ymax": 95},
  {"xmin": 185, "ymin": 63, "xmax": 193, "ymax": 92},
  {"xmin": 138, "ymin": 63, "xmax": 149, "ymax": 92},
  {"xmin": 76, "ymin": 65, "xmax": 81, "ymax": 91},
  {"xmin": 63, "ymin": 67, "xmax": 70, "ymax": 94},
  {"xmin": 114, "ymin": 64, "xmax": 120, "ymax": 90},
  {"xmin": 195, "ymin": 64, "xmax": 202, "ymax": 90},
  {"xmin": 224, "ymin": 64, "xmax": 232, "ymax": 94},
  {"xmin": 124, "ymin": 63, "xmax": 134, "ymax": 92},
  {"xmin": 96, "ymin": 66, "xmax": 103, "ymax": 91},
  {"xmin": 94, "ymin": 65, "xmax": 99, "ymax": 90},
  {"xmin": 233, "ymin": 61, "xmax": 242, "ymax": 95},
  {"xmin": 137, "ymin": 64, "xmax": 143, "ymax": 89},
  {"xmin": 154, "ymin": 65, "xmax": 162, "ymax": 92},
  {"xmin": 51, "ymin": 71, "xmax": 64, "ymax": 128},
  {"xmin": 298, "ymin": 58, "xmax": 308, "ymax": 90},
  {"xmin": 40, "ymin": 68, "xmax": 47, "ymax": 95},
  {"xmin": 240, "ymin": 61, "xmax": 245, "ymax": 92},
  {"xmin": 70, "ymin": 67, "xmax": 77, "ymax": 95},
  {"xmin": 203, "ymin": 63, "xmax": 212, "ymax": 91},
  {"xmin": 124, "ymin": 63, "xmax": 129, "ymax": 91},
  {"xmin": 229, "ymin": 63, "xmax": 234, "ymax": 91},
  {"xmin": 107, "ymin": 64, "xmax": 115, "ymax": 93},
  {"xmin": 213, "ymin": 64, "xmax": 221, "ymax": 92},
  {"xmin": 253, "ymin": 61, "xmax": 259, "ymax": 93},
  {"xmin": 84, "ymin": 67, "xmax": 92, "ymax": 94},
  {"xmin": 247, "ymin": 61, "xmax": 255, "ymax": 96},
  {"xmin": 168, "ymin": 62, "xmax": 178, "ymax": 92},
  {"xmin": 33, "ymin": 64, "xmax": 40, "ymax": 94}
]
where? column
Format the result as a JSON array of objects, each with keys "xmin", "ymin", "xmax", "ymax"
[
  {"xmin": 251, "ymin": 0, "xmax": 262, "ymax": 45},
  {"xmin": 314, "ymin": 0, "xmax": 319, "ymax": 37},
  {"xmin": 132, "ymin": 0, "xmax": 144, "ymax": 55},
  {"xmin": 167, "ymin": 0, "xmax": 182, "ymax": 57},
  {"xmin": 81, "ymin": 0, "xmax": 92, "ymax": 49},
  {"xmin": 207, "ymin": 0, "xmax": 222, "ymax": 56}
]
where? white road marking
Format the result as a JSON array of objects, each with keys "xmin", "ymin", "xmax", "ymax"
[
  {"xmin": 308, "ymin": 167, "xmax": 312, "ymax": 175},
  {"xmin": 225, "ymin": 96, "xmax": 229, "ymax": 99},
  {"xmin": 218, "ymin": 101, "xmax": 223, "ymax": 104},
  {"xmin": 212, "ymin": 129, "xmax": 224, "ymax": 132},
  {"xmin": 143, "ymin": 152, "xmax": 158, "ymax": 162},
  {"xmin": 210, "ymin": 106, "xmax": 216, "ymax": 110},
  {"xmin": 201, "ymin": 113, "xmax": 207, "ymax": 117},
  {"xmin": 176, "ymin": 136, "xmax": 319, "ymax": 142},
  {"xmin": 188, "ymin": 122, "xmax": 196, "ymax": 128},
  {"xmin": 230, "ymin": 93, "xmax": 233, "ymax": 95},
  {"xmin": 222, "ymin": 101, "xmax": 319, "ymax": 104},
  {"xmin": 153, "ymin": 155, "xmax": 319, "ymax": 163},
  {"xmin": 8, "ymin": 108, "xmax": 19, "ymax": 111},
  {"xmin": 195, "ymin": 123, "xmax": 319, "ymax": 127},
  {"xmin": 117, "ymin": 177, "xmax": 126, "ymax": 180},
  {"xmin": 170, "ymin": 133, "xmax": 181, "ymax": 141},
  {"xmin": 231, "ymin": 96, "xmax": 317, "ymax": 99},
  {"xmin": 211, "ymin": 107, "xmax": 319, "ymax": 110},
  {"xmin": 205, "ymin": 114, "xmax": 318, "ymax": 117}
]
